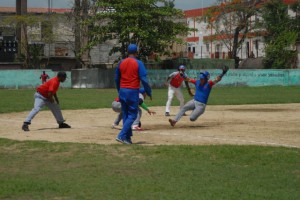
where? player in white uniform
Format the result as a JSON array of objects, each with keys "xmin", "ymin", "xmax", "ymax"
[{"xmin": 165, "ymin": 65, "xmax": 193, "ymax": 116}]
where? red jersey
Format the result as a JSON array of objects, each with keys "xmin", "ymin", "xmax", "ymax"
[
  {"xmin": 40, "ymin": 74, "xmax": 49, "ymax": 82},
  {"xmin": 119, "ymin": 57, "xmax": 140, "ymax": 89},
  {"xmin": 37, "ymin": 76, "xmax": 60, "ymax": 98},
  {"xmin": 170, "ymin": 72, "xmax": 185, "ymax": 88}
]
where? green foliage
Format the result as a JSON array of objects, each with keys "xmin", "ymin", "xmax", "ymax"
[
  {"xmin": 261, "ymin": 0, "xmax": 300, "ymax": 69},
  {"xmin": 1, "ymin": 87, "xmax": 300, "ymax": 113},
  {"xmin": 86, "ymin": 0, "xmax": 191, "ymax": 61},
  {"xmin": 0, "ymin": 139, "xmax": 299, "ymax": 199}
]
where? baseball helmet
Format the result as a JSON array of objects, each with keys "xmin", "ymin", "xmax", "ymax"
[
  {"xmin": 199, "ymin": 71, "xmax": 210, "ymax": 80},
  {"xmin": 57, "ymin": 71, "xmax": 67, "ymax": 79},
  {"xmin": 178, "ymin": 65, "xmax": 185, "ymax": 71},
  {"xmin": 139, "ymin": 88, "xmax": 146, "ymax": 94}
]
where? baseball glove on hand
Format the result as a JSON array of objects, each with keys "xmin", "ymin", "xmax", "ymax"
[{"xmin": 220, "ymin": 65, "xmax": 229, "ymax": 77}]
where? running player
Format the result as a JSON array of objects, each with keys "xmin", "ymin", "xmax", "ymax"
[
  {"xmin": 40, "ymin": 71, "xmax": 50, "ymax": 84},
  {"xmin": 165, "ymin": 65, "xmax": 193, "ymax": 116},
  {"xmin": 22, "ymin": 71, "xmax": 71, "ymax": 131},
  {"xmin": 168, "ymin": 67, "xmax": 228, "ymax": 127}
]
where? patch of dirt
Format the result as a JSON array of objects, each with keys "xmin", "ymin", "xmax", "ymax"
[{"xmin": 0, "ymin": 104, "xmax": 299, "ymax": 148}]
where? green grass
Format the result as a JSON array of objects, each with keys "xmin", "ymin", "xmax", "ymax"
[
  {"xmin": 0, "ymin": 138, "xmax": 299, "ymax": 200},
  {"xmin": 0, "ymin": 86, "xmax": 299, "ymax": 113}
]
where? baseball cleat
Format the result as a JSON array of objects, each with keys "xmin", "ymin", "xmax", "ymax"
[
  {"xmin": 132, "ymin": 125, "xmax": 144, "ymax": 131},
  {"xmin": 165, "ymin": 112, "xmax": 170, "ymax": 116},
  {"xmin": 59, "ymin": 123, "xmax": 71, "ymax": 128},
  {"xmin": 168, "ymin": 119, "xmax": 177, "ymax": 127},
  {"xmin": 22, "ymin": 124, "xmax": 30, "ymax": 131},
  {"xmin": 116, "ymin": 137, "xmax": 132, "ymax": 145}
]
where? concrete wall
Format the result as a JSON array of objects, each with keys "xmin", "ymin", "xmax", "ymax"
[
  {"xmin": 0, "ymin": 70, "xmax": 71, "ymax": 89},
  {"xmin": 1, "ymin": 69, "xmax": 300, "ymax": 89},
  {"xmin": 149, "ymin": 69, "xmax": 300, "ymax": 88},
  {"xmin": 71, "ymin": 68, "xmax": 300, "ymax": 89}
]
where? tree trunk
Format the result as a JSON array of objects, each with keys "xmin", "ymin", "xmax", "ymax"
[
  {"xmin": 74, "ymin": 0, "xmax": 81, "ymax": 67},
  {"xmin": 233, "ymin": 27, "xmax": 241, "ymax": 69},
  {"xmin": 81, "ymin": 0, "xmax": 90, "ymax": 68}
]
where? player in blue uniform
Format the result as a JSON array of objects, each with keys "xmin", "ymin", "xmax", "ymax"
[
  {"xmin": 115, "ymin": 44, "xmax": 152, "ymax": 144},
  {"xmin": 169, "ymin": 67, "xmax": 228, "ymax": 127}
]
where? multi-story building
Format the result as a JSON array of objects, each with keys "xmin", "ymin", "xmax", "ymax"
[{"xmin": 184, "ymin": 0, "xmax": 299, "ymax": 68}]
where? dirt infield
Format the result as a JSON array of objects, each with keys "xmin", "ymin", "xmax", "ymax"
[{"xmin": 0, "ymin": 104, "xmax": 299, "ymax": 148}]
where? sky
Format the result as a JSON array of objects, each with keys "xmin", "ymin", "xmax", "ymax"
[{"xmin": 0, "ymin": 0, "xmax": 218, "ymax": 10}]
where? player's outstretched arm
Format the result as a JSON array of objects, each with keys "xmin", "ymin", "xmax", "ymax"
[{"xmin": 212, "ymin": 66, "xmax": 229, "ymax": 84}]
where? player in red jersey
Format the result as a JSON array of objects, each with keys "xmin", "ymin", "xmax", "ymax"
[
  {"xmin": 40, "ymin": 71, "xmax": 50, "ymax": 84},
  {"xmin": 165, "ymin": 65, "xmax": 193, "ymax": 116},
  {"xmin": 22, "ymin": 71, "xmax": 71, "ymax": 131}
]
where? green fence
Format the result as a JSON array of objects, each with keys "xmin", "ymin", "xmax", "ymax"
[
  {"xmin": 148, "ymin": 69, "xmax": 300, "ymax": 88},
  {"xmin": 0, "ymin": 69, "xmax": 300, "ymax": 89},
  {"xmin": 0, "ymin": 70, "xmax": 71, "ymax": 89}
]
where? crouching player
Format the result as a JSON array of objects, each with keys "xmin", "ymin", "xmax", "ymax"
[
  {"xmin": 111, "ymin": 97, "xmax": 122, "ymax": 129},
  {"xmin": 111, "ymin": 88, "xmax": 155, "ymax": 130},
  {"xmin": 132, "ymin": 88, "xmax": 156, "ymax": 131},
  {"xmin": 169, "ymin": 67, "xmax": 228, "ymax": 127}
]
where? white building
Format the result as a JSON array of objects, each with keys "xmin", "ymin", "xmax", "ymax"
[{"xmin": 184, "ymin": 0, "xmax": 299, "ymax": 68}]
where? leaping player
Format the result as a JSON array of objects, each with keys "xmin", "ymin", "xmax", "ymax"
[
  {"xmin": 165, "ymin": 65, "xmax": 193, "ymax": 116},
  {"xmin": 168, "ymin": 66, "xmax": 229, "ymax": 127}
]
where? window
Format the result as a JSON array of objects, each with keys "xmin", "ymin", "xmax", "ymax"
[{"xmin": 206, "ymin": 43, "xmax": 209, "ymax": 52}]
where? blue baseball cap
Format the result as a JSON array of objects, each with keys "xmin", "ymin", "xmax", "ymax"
[{"xmin": 128, "ymin": 44, "xmax": 138, "ymax": 54}]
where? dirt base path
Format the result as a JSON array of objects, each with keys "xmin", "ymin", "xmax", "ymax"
[{"xmin": 0, "ymin": 104, "xmax": 299, "ymax": 148}]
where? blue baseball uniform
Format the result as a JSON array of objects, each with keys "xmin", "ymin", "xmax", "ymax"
[
  {"xmin": 115, "ymin": 56, "xmax": 151, "ymax": 143},
  {"xmin": 171, "ymin": 78, "xmax": 216, "ymax": 124}
]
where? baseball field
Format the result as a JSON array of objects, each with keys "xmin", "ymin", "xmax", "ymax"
[{"xmin": 0, "ymin": 87, "xmax": 299, "ymax": 199}]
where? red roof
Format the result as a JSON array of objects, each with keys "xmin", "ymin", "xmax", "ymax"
[
  {"xmin": 0, "ymin": 7, "xmax": 72, "ymax": 14},
  {"xmin": 186, "ymin": 37, "xmax": 199, "ymax": 42},
  {"xmin": 184, "ymin": 7, "xmax": 210, "ymax": 18},
  {"xmin": 184, "ymin": 0, "xmax": 298, "ymax": 18},
  {"xmin": 283, "ymin": 0, "xmax": 300, "ymax": 4}
]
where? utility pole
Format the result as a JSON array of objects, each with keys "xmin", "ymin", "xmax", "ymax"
[{"xmin": 16, "ymin": 0, "xmax": 28, "ymax": 66}]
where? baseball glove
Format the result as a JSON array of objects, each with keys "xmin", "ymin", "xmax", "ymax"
[{"xmin": 220, "ymin": 65, "xmax": 229, "ymax": 77}]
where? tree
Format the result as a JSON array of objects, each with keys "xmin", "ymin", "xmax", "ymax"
[
  {"xmin": 68, "ymin": 0, "xmax": 91, "ymax": 68},
  {"xmin": 85, "ymin": 0, "xmax": 191, "ymax": 62},
  {"xmin": 261, "ymin": 0, "xmax": 300, "ymax": 68},
  {"xmin": 202, "ymin": 0, "xmax": 261, "ymax": 68}
]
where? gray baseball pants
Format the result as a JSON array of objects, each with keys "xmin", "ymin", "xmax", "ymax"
[
  {"xmin": 112, "ymin": 101, "xmax": 122, "ymax": 125},
  {"xmin": 132, "ymin": 108, "xmax": 142, "ymax": 126},
  {"xmin": 24, "ymin": 92, "xmax": 65, "ymax": 124},
  {"xmin": 174, "ymin": 99, "xmax": 206, "ymax": 122}
]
